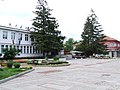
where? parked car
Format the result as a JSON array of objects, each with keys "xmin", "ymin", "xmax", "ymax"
[
  {"xmin": 71, "ymin": 51, "xmax": 86, "ymax": 59},
  {"xmin": 75, "ymin": 55, "xmax": 86, "ymax": 59}
]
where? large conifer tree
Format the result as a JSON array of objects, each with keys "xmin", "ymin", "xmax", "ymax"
[
  {"xmin": 30, "ymin": 0, "xmax": 65, "ymax": 57},
  {"xmin": 80, "ymin": 9, "xmax": 107, "ymax": 57}
]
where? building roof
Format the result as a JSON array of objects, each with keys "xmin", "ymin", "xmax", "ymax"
[
  {"xmin": 104, "ymin": 36, "xmax": 118, "ymax": 41},
  {"xmin": 0, "ymin": 25, "xmax": 30, "ymax": 33}
]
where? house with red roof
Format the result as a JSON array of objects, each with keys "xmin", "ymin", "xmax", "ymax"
[
  {"xmin": 73, "ymin": 36, "xmax": 120, "ymax": 58},
  {"xmin": 104, "ymin": 36, "xmax": 120, "ymax": 58}
]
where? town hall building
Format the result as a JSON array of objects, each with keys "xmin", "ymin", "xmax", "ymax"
[{"xmin": 0, "ymin": 25, "xmax": 43, "ymax": 58}]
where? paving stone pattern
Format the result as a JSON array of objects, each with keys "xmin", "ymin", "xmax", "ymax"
[{"xmin": 1, "ymin": 58, "xmax": 120, "ymax": 90}]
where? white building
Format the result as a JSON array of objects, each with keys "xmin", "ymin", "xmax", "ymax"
[{"xmin": 0, "ymin": 25, "xmax": 43, "ymax": 58}]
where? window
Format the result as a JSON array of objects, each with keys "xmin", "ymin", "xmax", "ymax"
[
  {"xmin": 36, "ymin": 49, "xmax": 39, "ymax": 54},
  {"xmin": 3, "ymin": 31, "xmax": 8, "ymax": 39},
  {"xmin": 33, "ymin": 46, "xmax": 35, "ymax": 54},
  {"xmin": 118, "ymin": 44, "xmax": 120, "ymax": 47},
  {"xmin": 25, "ymin": 34, "xmax": 28, "ymax": 41},
  {"xmin": 17, "ymin": 46, "xmax": 19, "ymax": 50},
  {"xmin": 1, "ymin": 45, "xmax": 4, "ymax": 53},
  {"xmin": 20, "ymin": 34, "xmax": 22, "ymax": 40},
  {"xmin": 13, "ymin": 45, "xmax": 16, "ymax": 49},
  {"xmin": 114, "ymin": 43, "xmax": 116, "ymax": 46},
  {"xmin": 18, "ymin": 33, "xmax": 22, "ymax": 40},
  {"xmin": 110, "ymin": 43, "xmax": 117, "ymax": 47},
  {"xmin": 24, "ymin": 46, "xmax": 26, "ymax": 53},
  {"xmin": 38, "ymin": 50, "xmax": 41, "ymax": 54},
  {"xmin": 5, "ymin": 45, "xmax": 8, "ymax": 48},
  {"xmin": 10, "ymin": 45, "xmax": 12, "ymax": 48},
  {"xmin": 27, "ymin": 46, "xmax": 29, "ymax": 53},
  {"xmin": 20, "ymin": 46, "xmax": 23, "ymax": 53},
  {"xmin": 11, "ymin": 32, "xmax": 15, "ymax": 40},
  {"xmin": 30, "ymin": 46, "xmax": 32, "ymax": 53}
]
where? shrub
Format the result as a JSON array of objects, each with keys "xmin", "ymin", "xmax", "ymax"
[
  {"xmin": 3, "ymin": 48, "xmax": 19, "ymax": 61},
  {"xmin": 32, "ymin": 60, "xmax": 38, "ymax": 65},
  {"xmin": 60, "ymin": 61, "xmax": 68, "ymax": 64},
  {"xmin": 41, "ymin": 60, "xmax": 48, "ymax": 64},
  {"xmin": 0, "ymin": 68, "xmax": 3, "ymax": 71},
  {"xmin": 49, "ymin": 61, "xmax": 68, "ymax": 64},
  {"xmin": 45, "ymin": 57, "xmax": 48, "ymax": 60},
  {"xmin": 53, "ymin": 57, "xmax": 59, "ymax": 61},
  {"xmin": 27, "ymin": 61, "xmax": 33, "ymax": 64},
  {"xmin": 29, "ymin": 67, "xmax": 32, "ymax": 69},
  {"xmin": 14, "ymin": 63, "xmax": 20, "ymax": 68},
  {"xmin": 7, "ymin": 61, "xmax": 13, "ymax": 68},
  {"xmin": 49, "ymin": 61, "xmax": 62, "ymax": 64}
]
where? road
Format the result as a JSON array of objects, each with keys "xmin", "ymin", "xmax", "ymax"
[{"xmin": 1, "ymin": 58, "xmax": 120, "ymax": 90}]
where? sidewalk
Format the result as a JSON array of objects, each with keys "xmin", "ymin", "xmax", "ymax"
[{"xmin": 0, "ymin": 59, "xmax": 120, "ymax": 90}]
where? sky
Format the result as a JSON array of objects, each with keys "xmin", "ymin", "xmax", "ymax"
[{"xmin": 0, "ymin": 0, "xmax": 120, "ymax": 41}]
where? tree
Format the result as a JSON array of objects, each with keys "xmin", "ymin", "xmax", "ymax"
[
  {"xmin": 30, "ymin": 0, "xmax": 65, "ymax": 57},
  {"xmin": 3, "ymin": 47, "xmax": 19, "ymax": 61},
  {"xmin": 79, "ymin": 9, "xmax": 107, "ymax": 57},
  {"xmin": 64, "ymin": 38, "xmax": 75, "ymax": 51}
]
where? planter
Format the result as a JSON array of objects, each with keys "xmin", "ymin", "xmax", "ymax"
[{"xmin": 0, "ymin": 62, "xmax": 7, "ymax": 67}]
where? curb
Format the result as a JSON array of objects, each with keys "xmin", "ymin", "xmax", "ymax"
[
  {"xmin": 37, "ymin": 63, "xmax": 70, "ymax": 67},
  {"xmin": 0, "ymin": 69, "xmax": 35, "ymax": 84},
  {"xmin": 49, "ymin": 64, "xmax": 71, "ymax": 67}
]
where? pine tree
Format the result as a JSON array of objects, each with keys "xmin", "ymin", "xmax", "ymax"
[
  {"xmin": 30, "ymin": 0, "xmax": 65, "ymax": 57},
  {"xmin": 80, "ymin": 9, "xmax": 107, "ymax": 57}
]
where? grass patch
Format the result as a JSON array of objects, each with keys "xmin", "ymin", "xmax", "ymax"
[{"xmin": 0, "ymin": 68, "xmax": 31, "ymax": 80}]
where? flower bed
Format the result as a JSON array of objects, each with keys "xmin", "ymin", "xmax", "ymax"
[
  {"xmin": 13, "ymin": 59, "xmax": 27, "ymax": 63},
  {"xmin": 27, "ymin": 59, "xmax": 70, "ymax": 67}
]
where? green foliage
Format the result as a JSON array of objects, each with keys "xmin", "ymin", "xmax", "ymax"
[
  {"xmin": 53, "ymin": 57, "xmax": 59, "ymax": 61},
  {"xmin": 7, "ymin": 61, "xmax": 13, "ymax": 68},
  {"xmin": 80, "ymin": 9, "xmax": 107, "ymax": 57},
  {"xmin": 48, "ymin": 61, "xmax": 68, "ymax": 64},
  {"xmin": 3, "ymin": 47, "xmax": 19, "ymax": 61},
  {"xmin": 41, "ymin": 60, "xmax": 48, "ymax": 64},
  {"xmin": 26, "ymin": 58, "xmax": 69, "ymax": 66},
  {"xmin": 0, "ymin": 68, "xmax": 3, "ymax": 71},
  {"xmin": 30, "ymin": 0, "xmax": 65, "ymax": 57},
  {"xmin": 48, "ymin": 61, "xmax": 62, "ymax": 64},
  {"xmin": 29, "ymin": 67, "xmax": 32, "ymax": 69},
  {"xmin": 27, "ymin": 61, "xmax": 33, "ymax": 64},
  {"xmin": 45, "ymin": 57, "xmax": 48, "ymax": 60},
  {"xmin": 32, "ymin": 60, "xmax": 39, "ymax": 65},
  {"xmin": 64, "ymin": 38, "xmax": 75, "ymax": 51},
  {"xmin": 0, "ymin": 68, "xmax": 31, "ymax": 80},
  {"xmin": 14, "ymin": 63, "xmax": 20, "ymax": 68}
]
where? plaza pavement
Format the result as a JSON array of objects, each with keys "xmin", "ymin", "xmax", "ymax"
[{"xmin": 1, "ymin": 58, "xmax": 120, "ymax": 90}]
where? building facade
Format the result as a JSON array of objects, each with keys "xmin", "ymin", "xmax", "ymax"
[
  {"xmin": 0, "ymin": 25, "xmax": 43, "ymax": 58},
  {"xmin": 73, "ymin": 36, "xmax": 120, "ymax": 58},
  {"xmin": 104, "ymin": 36, "xmax": 120, "ymax": 58}
]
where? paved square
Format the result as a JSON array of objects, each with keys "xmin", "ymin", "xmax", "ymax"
[{"xmin": 1, "ymin": 58, "xmax": 120, "ymax": 90}]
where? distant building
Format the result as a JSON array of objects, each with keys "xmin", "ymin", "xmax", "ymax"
[
  {"xmin": 73, "ymin": 43, "xmax": 80, "ymax": 50},
  {"xmin": 104, "ymin": 36, "xmax": 120, "ymax": 58},
  {"xmin": 73, "ymin": 36, "xmax": 120, "ymax": 58},
  {"xmin": 0, "ymin": 25, "xmax": 43, "ymax": 58}
]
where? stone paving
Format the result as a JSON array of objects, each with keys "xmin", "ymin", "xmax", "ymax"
[{"xmin": 1, "ymin": 58, "xmax": 120, "ymax": 90}]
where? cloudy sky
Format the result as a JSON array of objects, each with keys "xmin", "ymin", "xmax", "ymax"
[{"xmin": 0, "ymin": 0, "xmax": 120, "ymax": 41}]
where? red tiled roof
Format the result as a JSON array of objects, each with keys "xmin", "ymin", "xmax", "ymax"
[{"xmin": 104, "ymin": 36, "xmax": 117, "ymax": 41}]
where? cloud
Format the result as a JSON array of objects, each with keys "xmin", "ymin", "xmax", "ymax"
[
  {"xmin": 0, "ymin": 0, "xmax": 120, "ymax": 41},
  {"xmin": 0, "ymin": 0, "xmax": 37, "ymax": 27}
]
